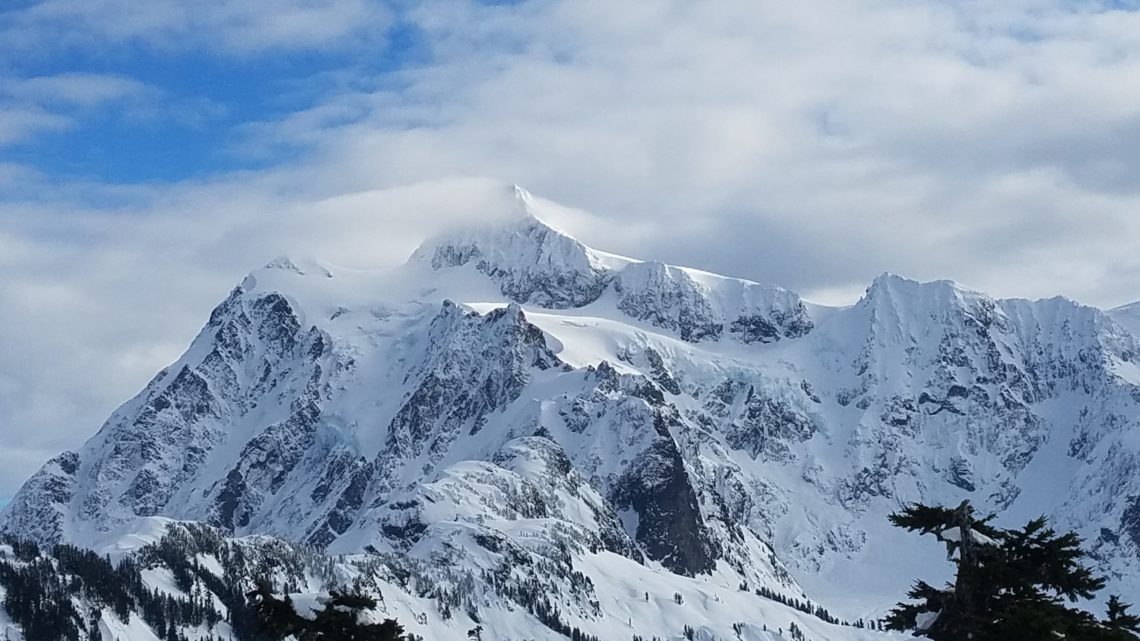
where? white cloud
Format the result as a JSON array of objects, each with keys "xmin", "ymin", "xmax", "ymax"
[
  {"xmin": 0, "ymin": 106, "xmax": 72, "ymax": 145},
  {"xmin": 3, "ymin": 0, "xmax": 1140, "ymax": 498},
  {"xmin": 227, "ymin": 0, "xmax": 1140, "ymax": 305},
  {"xmin": 0, "ymin": 72, "xmax": 157, "ymax": 149},
  {"xmin": 4, "ymin": 73, "xmax": 148, "ymax": 108},
  {"xmin": 2, "ymin": 0, "xmax": 393, "ymax": 56},
  {"xmin": 0, "ymin": 71, "xmax": 230, "ymax": 151}
]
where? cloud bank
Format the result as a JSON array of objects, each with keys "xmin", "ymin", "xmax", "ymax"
[{"xmin": 1, "ymin": 0, "xmax": 1140, "ymax": 497}]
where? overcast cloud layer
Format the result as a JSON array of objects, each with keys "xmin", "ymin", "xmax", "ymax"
[{"xmin": 1, "ymin": 0, "xmax": 1140, "ymax": 498}]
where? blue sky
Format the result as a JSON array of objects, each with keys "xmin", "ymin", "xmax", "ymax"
[
  {"xmin": 0, "ymin": 7, "xmax": 433, "ymax": 185},
  {"xmin": 2, "ymin": 0, "xmax": 1140, "ymax": 501}
]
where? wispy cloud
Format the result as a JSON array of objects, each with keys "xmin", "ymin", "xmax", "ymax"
[
  {"xmin": 1, "ymin": 0, "xmax": 394, "ymax": 56},
  {"xmin": 0, "ymin": 72, "xmax": 155, "ymax": 149},
  {"xmin": 0, "ymin": 70, "xmax": 238, "ymax": 186},
  {"xmin": 0, "ymin": 107, "xmax": 71, "ymax": 145},
  {"xmin": 4, "ymin": 73, "xmax": 148, "ymax": 108}
]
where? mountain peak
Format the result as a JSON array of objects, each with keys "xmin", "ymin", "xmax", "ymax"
[
  {"xmin": 409, "ymin": 206, "xmax": 589, "ymax": 269},
  {"xmin": 240, "ymin": 256, "xmax": 333, "ymax": 295},
  {"xmin": 863, "ymin": 272, "xmax": 992, "ymax": 312},
  {"xmin": 408, "ymin": 181, "xmax": 581, "ymax": 259},
  {"xmin": 510, "ymin": 182, "xmax": 534, "ymax": 205},
  {"xmin": 407, "ymin": 195, "xmax": 613, "ymax": 308},
  {"xmin": 482, "ymin": 180, "xmax": 541, "ymax": 225},
  {"xmin": 259, "ymin": 255, "xmax": 332, "ymax": 278},
  {"xmin": 867, "ymin": 272, "xmax": 976, "ymax": 295},
  {"xmin": 852, "ymin": 273, "xmax": 1001, "ymax": 350}
]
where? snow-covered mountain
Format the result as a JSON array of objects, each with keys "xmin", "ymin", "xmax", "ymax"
[{"xmin": 3, "ymin": 181, "xmax": 1139, "ymax": 640}]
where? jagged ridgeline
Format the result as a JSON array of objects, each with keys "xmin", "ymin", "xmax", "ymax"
[{"xmin": 3, "ymin": 179, "xmax": 1140, "ymax": 640}]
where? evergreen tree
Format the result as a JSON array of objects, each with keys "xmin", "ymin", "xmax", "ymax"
[
  {"xmin": 247, "ymin": 581, "xmax": 301, "ymax": 640},
  {"xmin": 246, "ymin": 583, "xmax": 408, "ymax": 641},
  {"xmin": 1109, "ymin": 595, "xmax": 1140, "ymax": 634},
  {"xmin": 885, "ymin": 500, "xmax": 1139, "ymax": 641}
]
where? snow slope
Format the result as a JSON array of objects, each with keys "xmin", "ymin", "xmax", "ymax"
[{"xmin": 1111, "ymin": 301, "xmax": 1140, "ymax": 340}]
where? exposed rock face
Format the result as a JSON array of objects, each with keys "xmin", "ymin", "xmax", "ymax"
[
  {"xmin": 615, "ymin": 263, "xmax": 726, "ymax": 342},
  {"xmin": 382, "ymin": 301, "xmax": 563, "ymax": 461},
  {"xmin": 615, "ymin": 262, "xmax": 813, "ymax": 344},
  {"xmin": 5, "ymin": 188, "xmax": 1140, "ymax": 614},
  {"xmin": 1123, "ymin": 496, "xmax": 1140, "ymax": 549},
  {"xmin": 721, "ymin": 384, "xmax": 817, "ymax": 463},
  {"xmin": 612, "ymin": 411, "xmax": 719, "ymax": 576},
  {"xmin": 0, "ymin": 451, "xmax": 78, "ymax": 543}
]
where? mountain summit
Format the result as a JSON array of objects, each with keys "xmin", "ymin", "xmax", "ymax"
[
  {"xmin": 3, "ymin": 184, "xmax": 1140, "ymax": 641},
  {"xmin": 410, "ymin": 187, "xmax": 618, "ymax": 308}
]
